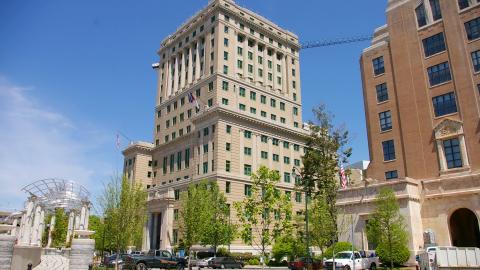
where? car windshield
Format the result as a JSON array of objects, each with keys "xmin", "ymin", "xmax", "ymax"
[{"xmin": 335, "ymin": 252, "xmax": 352, "ymax": 259}]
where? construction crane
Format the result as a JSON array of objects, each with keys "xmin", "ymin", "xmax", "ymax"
[{"xmin": 300, "ymin": 35, "xmax": 373, "ymax": 50}]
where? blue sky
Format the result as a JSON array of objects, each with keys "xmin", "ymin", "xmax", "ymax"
[{"xmin": 0, "ymin": 0, "xmax": 386, "ymax": 211}]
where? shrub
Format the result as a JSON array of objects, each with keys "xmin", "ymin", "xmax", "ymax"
[
  {"xmin": 376, "ymin": 242, "xmax": 410, "ymax": 266},
  {"xmin": 323, "ymin": 242, "xmax": 356, "ymax": 258},
  {"xmin": 216, "ymin": 247, "xmax": 230, "ymax": 257},
  {"xmin": 246, "ymin": 258, "xmax": 260, "ymax": 265},
  {"xmin": 230, "ymin": 252, "xmax": 256, "ymax": 261}
]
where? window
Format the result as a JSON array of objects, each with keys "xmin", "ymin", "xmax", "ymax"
[
  {"xmin": 185, "ymin": 148, "xmax": 190, "ymax": 168},
  {"xmin": 373, "ymin": 56, "xmax": 385, "ymax": 75},
  {"xmin": 273, "ymin": 154, "xmax": 279, "ymax": 162},
  {"xmin": 459, "ymin": 0, "xmax": 473, "ymax": 10},
  {"xmin": 244, "ymin": 165, "xmax": 252, "ymax": 176},
  {"xmin": 224, "ymin": 25, "xmax": 229, "ymax": 33},
  {"xmin": 170, "ymin": 154, "xmax": 175, "ymax": 172},
  {"xmin": 272, "ymin": 138, "xmax": 279, "ymax": 146},
  {"xmin": 294, "ymin": 144, "xmax": 300, "ymax": 151},
  {"xmin": 427, "ymin": 62, "xmax": 451, "ymax": 86},
  {"xmin": 268, "ymin": 60, "xmax": 272, "ymax": 69},
  {"xmin": 376, "ymin": 83, "xmax": 389, "ymax": 102},
  {"xmin": 248, "ymin": 51, "xmax": 253, "ymax": 60},
  {"xmin": 174, "ymin": 209, "xmax": 179, "ymax": 220},
  {"xmin": 244, "ymin": 147, "xmax": 252, "ymax": 156},
  {"xmin": 283, "ymin": 141, "xmax": 289, "ymax": 149},
  {"xmin": 177, "ymin": 152, "xmax": 182, "ymax": 170},
  {"xmin": 268, "ymin": 73, "xmax": 273, "ymax": 81},
  {"xmin": 258, "ymin": 56, "xmax": 263, "ymax": 64},
  {"xmin": 226, "ymin": 125, "xmax": 232, "ymax": 133},
  {"xmin": 174, "ymin": 189, "xmax": 180, "ymax": 200},
  {"xmin": 261, "ymin": 151, "xmax": 268, "ymax": 159},
  {"xmin": 280, "ymin": 117, "xmax": 286, "ymax": 123},
  {"xmin": 284, "ymin": 172, "xmax": 291, "ymax": 183},
  {"xmin": 294, "ymin": 159, "xmax": 300, "ymax": 166},
  {"xmin": 226, "ymin": 142, "xmax": 231, "ymax": 151},
  {"xmin": 382, "ymin": 140, "xmax": 396, "ymax": 161},
  {"xmin": 237, "ymin": 60, "xmax": 243, "ymax": 69},
  {"xmin": 261, "ymin": 111, "xmax": 267, "ymax": 117},
  {"xmin": 244, "ymin": 184, "xmax": 252, "ymax": 196},
  {"xmin": 163, "ymin": 157, "xmax": 167, "ymax": 174},
  {"xmin": 248, "ymin": 64, "xmax": 253, "ymax": 73},
  {"xmin": 443, "ymin": 138, "xmax": 463, "ymax": 169},
  {"xmin": 277, "ymin": 77, "xmax": 282, "ymax": 85},
  {"xmin": 250, "ymin": 107, "xmax": 256, "ymax": 114},
  {"xmin": 271, "ymin": 114, "xmax": 276, "ymax": 121},
  {"xmin": 379, "ymin": 111, "xmax": 392, "ymax": 131},
  {"xmin": 224, "ymin": 38, "xmax": 229, "ymax": 47},
  {"xmin": 203, "ymin": 162, "xmax": 208, "ymax": 174},
  {"xmin": 226, "ymin": 160, "xmax": 231, "ymax": 172},
  {"xmin": 224, "ymin": 51, "xmax": 228, "ymax": 61},
  {"xmin": 432, "ymin": 92, "xmax": 457, "ymax": 117},
  {"xmin": 295, "ymin": 192, "xmax": 302, "ymax": 203},
  {"xmin": 430, "ymin": 0, "xmax": 442, "ymax": 21},
  {"xmin": 226, "ymin": 181, "xmax": 231, "ymax": 193},
  {"xmin": 239, "ymin": 104, "xmax": 246, "ymax": 111},
  {"xmin": 238, "ymin": 46, "xmax": 243, "ymax": 55},
  {"xmin": 258, "ymin": 69, "xmax": 263, "ymax": 77},
  {"xmin": 280, "ymin": 102, "xmax": 285, "ymax": 111},
  {"xmin": 423, "ymin": 32, "xmax": 446, "ymax": 57},
  {"xmin": 285, "ymin": 191, "xmax": 291, "ymax": 199},
  {"xmin": 243, "ymin": 130, "xmax": 252, "ymax": 139},
  {"xmin": 416, "ymin": 3, "xmax": 427, "ymax": 27},
  {"xmin": 260, "ymin": 95, "xmax": 266, "ymax": 104},
  {"xmin": 270, "ymin": 99, "xmax": 276, "ymax": 108},
  {"xmin": 239, "ymin": 87, "xmax": 246, "ymax": 97},
  {"xmin": 223, "ymin": 65, "xmax": 228, "ymax": 74},
  {"xmin": 465, "ymin": 17, "xmax": 480, "ymax": 41},
  {"xmin": 293, "ymin": 107, "xmax": 298, "ymax": 115},
  {"xmin": 203, "ymin": 144, "xmax": 208, "ymax": 153},
  {"xmin": 472, "ymin": 50, "xmax": 480, "ymax": 72},
  {"xmin": 385, "ymin": 170, "xmax": 398, "ymax": 180},
  {"xmin": 208, "ymin": 98, "xmax": 213, "ymax": 107},
  {"xmin": 203, "ymin": 127, "xmax": 209, "ymax": 136},
  {"xmin": 284, "ymin": 156, "xmax": 290, "ymax": 164},
  {"xmin": 250, "ymin": 91, "xmax": 256, "ymax": 100}
]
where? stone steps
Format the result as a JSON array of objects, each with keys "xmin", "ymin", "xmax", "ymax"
[{"xmin": 34, "ymin": 254, "xmax": 69, "ymax": 270}]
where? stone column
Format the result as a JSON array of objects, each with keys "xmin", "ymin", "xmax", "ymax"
[
  {"xmin": 0, "ymin": 234, "xmax": 16, "ymax": 270},
  {"xmin": 160, "ymin": 205, "xmax": 174, "ymax": 251},
  {"xmin": 69, "ymin": 238, "xmax": 95, "ymax": 270},
  {"xmin": 66, "ymin": 211, "xmax": 75, "ymax": 243},
  {"xmin": 10, "ymin": 218, "xmax": 18, "ymax": 237},
  {"xmin": 84, "ymin": 206, "xmax": 90, "ymax": 230},
  {"xmin": 143, "ymin": 213, "xmax": 152, "ymax": 251},
  {"xmin": 47, "ymin": 215, "xmax": 56, "ymax": 247},
  {"xmin": 30, "ymin": 204, "xmax": 42, "ymax": 246},
  {"xmin": 166, "ymin": 60, "xmax": 172, "ymax": 97},
  {"xmin": 195, "ymin": 43, "xmax": 201, "ymax": 81},
  {"xmin": 180, "ymin": 51, "xmax": 186, "ymax": 89},
  {"xmin": 19, "ymin": 199, "xmax": 35, "ymax": 246},
  {"xmin": 79, "ymin": 206, "xmax": 86, "ymax": 230},
  {"xmin": 36, "ymin": 209, "xmax": 45, "ymax": 246},
  {"xmin": 173, "ymin": 55, "xmax": 179, "ymax": 94},
  {"xmin": 188, "ymin": 46, "xmax": 193, "ymax": 85},
  {"xmin": 459, "ymin": 135, "xmax": 470, "ymax": 167},
  {"xmin": 436, "ymin": 140, "xmax": 447, "ymax": 171}
]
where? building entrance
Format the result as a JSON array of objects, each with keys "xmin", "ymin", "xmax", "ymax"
[{"xmin": 449, "ymin": 208, "xmax": 480, "ymax": 248}]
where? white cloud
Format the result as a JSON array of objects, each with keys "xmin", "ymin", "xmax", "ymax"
[{"xmin": 0, "ymin": 77, "xmax": 114, "ymax": 211}]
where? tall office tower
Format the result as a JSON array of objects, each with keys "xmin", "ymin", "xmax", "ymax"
[
  {"xmin": 123, "ymin": 0, "xmax": 307, "ymax": 252},
  {"xmin": 338, "ymin": 0, "xmax": 480, "ymax": 262}
]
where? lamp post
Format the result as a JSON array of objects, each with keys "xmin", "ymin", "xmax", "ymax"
[{"xmin": 292, "ymin": 167, "xmax": 311, "ymax": 270}]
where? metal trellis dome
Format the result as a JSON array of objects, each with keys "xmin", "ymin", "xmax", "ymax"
[{"xmin": 21, "ymin": 178, "xmax": 90, "ymax": 211}]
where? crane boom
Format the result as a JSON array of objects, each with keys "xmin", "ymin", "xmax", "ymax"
[{"xmin": 300, "ymin": 35, "xmax": 373, "ymax": 50}]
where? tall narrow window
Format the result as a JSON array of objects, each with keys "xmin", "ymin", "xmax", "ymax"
[
  {"xmin": 372, "ymin": 56, "xmax": 385, "ymax": 75},
  {"xmin": 185, "ymin": 148, "xmax": 190, "ymax": 168},
  {"xmin": 376, "ymin": 83, "xmax": 389, "ymax": 102},
  {"xmin": 379, "ymin": 111, "xmax": 392, "ymax": 131},
  {"xmin": 244, "ymin": 164, "xmax": 252, "ymax": 176},
  {"xmin": 429, "ymin": 0, "xmax": 442, "ymax": 21},
  {"xmin": 443, "ymin": 138, "xmax": 463, "ymax": 169},
  {"xmin": 382, "ymin": 140, "xmax": 396, "ymax": 161},
  {"xmin": 471, "ymin": 50, "xmax": 480, "ymax": 72},
  {"xmin": 415, "ymin": 4, "xmax": 427, "ymax": 27}
]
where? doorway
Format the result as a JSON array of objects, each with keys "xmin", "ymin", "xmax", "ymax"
[{"xmin": 449, "ymin": 208, "xmax": 480, "ymax": 247}]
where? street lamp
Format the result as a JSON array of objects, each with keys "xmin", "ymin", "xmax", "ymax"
[{"xmin": 292, "ymin": 167, "xmax": 311, "ymax": 269}]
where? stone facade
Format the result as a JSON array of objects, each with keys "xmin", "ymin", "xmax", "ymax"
[
  {"xmin": 123, "ymin": 0, "xmax": 309, "ymax": 253},
  {"xmin": 340, "ymin": 0, "xmax": 480, "ymax": 263}
]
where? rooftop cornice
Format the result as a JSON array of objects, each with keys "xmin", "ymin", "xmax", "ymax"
[{"xmin": 122, "ymin": 141, "xmax": 155, "ymax": 155}]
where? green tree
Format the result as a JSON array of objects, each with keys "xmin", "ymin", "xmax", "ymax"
[
  {"xmin": 179, "ymin": 181, "xmax": 211, "ymax": 252},
  {"xmin": 98, "ymin": 175, "xmax": 147, "ymax": 269},
  {"xmin": 200, "ymin": 182, "xmax": 236, "ymax": 256},
  {"xmin": 366, "ymin": 188, "xmax": 410, "ymax": 269},
  {"xmin": 234, "ymin": 166, "xmax": 293, "ymax": 268},
  {"xmin": 297, "ymin": 104, "xmax": 351, "ymax": 251},
  {"xmin": 88, "ymin": 215, "xmax": 106, "ymax": 251},
  {"xmin": 51, "ymin": 208, "xmax": 68, "ymax": 248}
]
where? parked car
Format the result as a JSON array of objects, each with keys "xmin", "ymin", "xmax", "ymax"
[
  {"xmin": 323, "ymin": 251, "xmax": 379, "ymax": 270},
  {"xmin": 208, "ymin": 257, "xmax": 243, "ymax": 269},
  {"xmin": 123, "ymin": 249, "xmax": 187, "ymax": 270},
  {"xmin": 105, "ymin": 254, "xmax": 129, "ymax": 268},
  {"xmin": 130, "ymin": 251, "xmax": 144, "ymax": 256},
  {"xmin": 197, "ymin": 257, "xmax": 215, "ymax": 268},
  {"xmin": 288, "ymin": 257, "xmax": 322, "ymax": 270}
]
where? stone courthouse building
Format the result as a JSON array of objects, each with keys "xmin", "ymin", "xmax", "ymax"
[
  {"xmin": 123, "ymin": 0, "xmax": 308, "ymax": 252},
  {"xmin": 338, "ymin": 0, "xmax": 480, "ymax": 261}
]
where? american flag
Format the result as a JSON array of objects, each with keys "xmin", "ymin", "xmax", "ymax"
[
  {"xmin": 340, "ymin": 164, "xmax": 347, "ymax": 189},
  {"xmin": 188, "ymin": 92, "xmax": 200, "ymax": 110}
]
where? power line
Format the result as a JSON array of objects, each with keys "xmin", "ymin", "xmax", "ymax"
[{"xmin": 301, "ymin": 35, "xmax": 373, "ymax": 50}]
